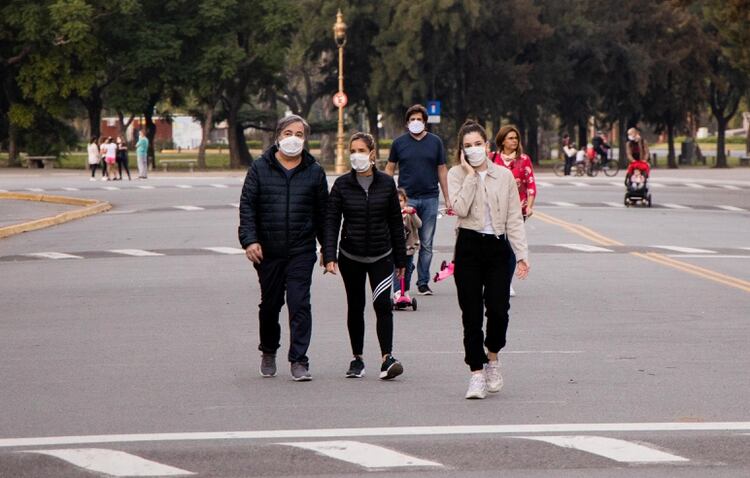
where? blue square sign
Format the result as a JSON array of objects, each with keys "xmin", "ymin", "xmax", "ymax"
[{"xmin": 427, "ymin": 100, "xmax": 441, "ymax": 116}]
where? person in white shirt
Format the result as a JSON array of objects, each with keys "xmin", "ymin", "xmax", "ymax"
[{"xmin": 87, "ymin": 137, "xmax": 102, "ymax": 181}]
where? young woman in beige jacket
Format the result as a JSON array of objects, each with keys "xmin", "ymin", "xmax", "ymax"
[{"xmin": 447, "ymin": 120, "xmax": 530, "ymax": 399}]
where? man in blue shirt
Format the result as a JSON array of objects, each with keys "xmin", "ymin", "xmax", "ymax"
[{"xmin": 385, "ymin": 104, "xmax": 449, "ymax": 295}]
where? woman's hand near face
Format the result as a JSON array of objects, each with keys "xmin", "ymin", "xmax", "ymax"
[
  {"xmin": 516, "ymin": 259, "xmax": 530, "ymax": 279},
  {"xmin": 460, "ymin": 150, "xmax": 474, "ymax": 175}
]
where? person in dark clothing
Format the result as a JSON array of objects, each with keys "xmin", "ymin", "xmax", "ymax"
[
  {"xmin": 115, "ymin": 136, "xmax": 131, "ymax": 180},
  {"xmin": 591, "ymin": 131, "xmax": 611, "ymax": 166},
  {"xmin": 324, "ymin": 132, "xmax": 407, "ymax": 380},
  {"xmin": 238, "ymin": 114, "xmax": 329, "ymax": 382}
]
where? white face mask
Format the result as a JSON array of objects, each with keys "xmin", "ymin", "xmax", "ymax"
[
  {"xmin": 464, "ymin": 146, "xmax": 487, "ymax": 167},
  {"xmin": 628, "ymin": 135, "xmax": 637, "ymax": 142},
  {"xmin": 350, "ymin": 153, "xmax": 372, "ymax": 172},
  {"xmin": 408, "ymin": 120, "xmax": 425, "ymax": 135},
  {"xmin": 278, "ymin": 136, "xmax": 304, "ymax": 157}
]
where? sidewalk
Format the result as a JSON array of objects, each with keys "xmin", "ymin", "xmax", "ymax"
[{"xmin": 0, "ymin": 199, "xmax": 78, "ymax": 228}]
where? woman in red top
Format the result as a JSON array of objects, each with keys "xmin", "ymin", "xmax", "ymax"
[{"xmin": 492, "ymin": 125, "xmax": 537, "ymax": 220}]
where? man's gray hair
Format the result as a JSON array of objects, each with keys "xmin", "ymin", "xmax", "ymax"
[{"xmin": 275, "ymin": 114, "xmax": 310, "ymax": 139}]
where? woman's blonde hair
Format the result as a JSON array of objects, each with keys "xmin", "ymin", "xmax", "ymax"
[{"xmin": 495, "ymin": 125, "xmax": 523, "ymax": 156}]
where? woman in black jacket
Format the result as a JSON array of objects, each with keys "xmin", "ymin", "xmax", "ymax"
[{"xmin": 324, "ymin": 132, "xmax": 407, "ymax": 380}]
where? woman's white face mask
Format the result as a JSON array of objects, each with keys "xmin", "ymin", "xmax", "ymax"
[
  {"xmin": 350, "ymin": 152, "xmax": 372, "ymax": 172},
  {"xmin": 278, "ymin": 136, "xmax": 304, "ymax": 157},
  {"xmin": 464, "ymin": 145, "xmax": 487, "ymax": 166}
]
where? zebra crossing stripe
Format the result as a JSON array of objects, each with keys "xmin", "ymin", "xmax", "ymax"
[
  {"xmin": 210, "ymin": 184, "xmax": 228, "ymax": 188},
  {"xmin": 24, "ymin": 252, "xmax": 83, "ymax": 260},
  {"xmin": 651, "ymin": 245, "xmax": 716, "ymax": 254},
  {"xmin": 229, "ymin": 203, "xmax": 240, "ymax": 208},
  {"xmin": 684, "ymin": 183, "xmax": 706, "ymax": 189},
  {"xmin": 550, "ymin": 201, "xmax": 578, "ymax": 207},
  {"xmin": 109, "ymin": 249, "xmax": 164, "ymax": 257},
  {"xmin": 101, "ymin": 186, "xmax": 119, "ymax": 191},
  {"xmin": 26, "ymin": 188, "xmax": 44, "ymax": 192},
  {"xmin": 176, "ymin": 185, "xmax": 193, "ymax": 189},
  {"xmin": 61, "ymin": 187, "xmax": 79, "ymax": 191},
  {"xmin": 721, "ymin": 185, "xmax": 740, "ymax": 190},
  {"xmin": 514, "ymin": 436, "xmax": 689, "ymax": 463},
  {"xmin": 608, "ymin": 181, "xmax": 622, "ymax": 187},
  {"xmin": 571, "ymin": 181, "xmax": 590, "ymax": 187},
  {"xmin": 662, "ymin": 203, "xmax": 691, "ymax": 209},
  {"xmin": 203, "ymin": 247, "xmax": 245, "ymax": 255},
  {"xmin": 535, "ymin": 181, "xmax": 554, "ymax": 188},
  {"xmin": 603, "ymin": 202, "xmax": 625, "ymax": 208},
  {"xmin": 556, "ymin": 244, "xmax": 613, "ymax": 253},
  {"xmin": 137, "ymin": 185, "xmax": 155, "ymax": 189},
  {"xmin": 278, "ymin": 441, "xmax": 442, "ymax": 469},
  {"xmin": 173, "ymin": 205, "xmax": 204, "ymax": 211},
  {"xmin": 21, "ymin": 448, "xmax": 194, "ymax": 476},
  {"xmin": 717, "ymin": 205, "xmax": 746, "ymax": 212}
]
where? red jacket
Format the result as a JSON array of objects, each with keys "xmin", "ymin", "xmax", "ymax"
[{"xmin": 626, "ymin": 160, "xmax": 650, "ymax": 177}]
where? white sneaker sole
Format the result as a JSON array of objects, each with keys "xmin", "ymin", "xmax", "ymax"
[
  {"xmin": 465, "ymin": 390, "xmax": 487, "ymax": 399},
  {"xmin": 379, "ymin": 362, "xmax": 403, "ymax": 380}
]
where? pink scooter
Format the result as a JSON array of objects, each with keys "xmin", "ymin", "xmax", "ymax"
[
  {"xmin": 433, "ymin": 260, "xmax": 454, "ymax": 283},
  {"xmin": 393, "ymin": 276, "xmax": 417, "ymax": 311}
]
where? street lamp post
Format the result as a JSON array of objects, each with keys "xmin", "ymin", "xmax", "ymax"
[{"xmin": 333, "ymin": 9, "xmax": 347, "ymax": 173}]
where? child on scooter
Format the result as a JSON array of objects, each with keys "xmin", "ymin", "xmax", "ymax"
[{"xmin": 395, "ymin": 188, "xmax": 421, "ymax": 301}]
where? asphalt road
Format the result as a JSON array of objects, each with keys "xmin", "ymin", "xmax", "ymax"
[{"xmin": 1, "ymin": 168, "xmax": 748, "ymax": 477}]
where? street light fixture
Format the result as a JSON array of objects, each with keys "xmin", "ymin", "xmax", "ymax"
[{"xmin": 333, "ymin": 9, "xmax": 347, "ymax": 173}]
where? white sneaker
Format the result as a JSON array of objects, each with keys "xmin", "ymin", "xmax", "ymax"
[
  {"xmin": 465, "ymin": 372, "xmax": 487, "ymax": 399},
  {"xmin": 89, "ymin": 177, "xmax": 96, "ymax": 181},
  {"xmin": 393, "ymin": 290, "xmax": 401, "ymax": 301},
  {"xmin": 509, "ymin": 284, "xmax": 516, "ymax": 297},
  {"xmin": 485, "ymin": 360, "xmax": 503, "ymax": 393}
]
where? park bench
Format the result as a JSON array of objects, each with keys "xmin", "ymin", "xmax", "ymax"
[
  {"xmin": 22, "ymin": 154, "xmax": 57, "ymax": 169},
  {"xmin": 160, "ymin": 159, "xmax": 196, "ymax": 172},
  {"xmin": 740, "ymin": 157, "xmax": 750, "ymax": 167}
]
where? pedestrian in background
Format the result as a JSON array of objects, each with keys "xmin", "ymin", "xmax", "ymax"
[
  {"xmin": 448, "ymin": 120, "xmax": 529, "ymax": 399},
  {"xmin": 87, "ymin": 137, "xmax": 101, "ymax": 181},
  {"xmin": 135, "ymin": 130, "xmax": 149, "ymax": 179},
  {"xmin": 395, "ymin": 187, "xmax": 421, "ymax": 301},
  {"xmin": 592, "ymin": 130, "xmax": 611, "ymax": 166},
  {"xmin": 103, "ymin": 137, "xmax": 117, "ymax": 181},
  {"xmin": 626, "ymin": 127, "xmax": 650, "ymax": 164},
  {"xmin": 385, "ymin": 104, "xmax": 450, "ymax": 296},
  {"xmin": 562, "ymin": 133, "xmax": 577, "ymax": 176},
  {"xmin": 239, "ymin": 115, "xmax": 329, "ymax": 382},
  {"xmin": 115, "ymin": 136, "xmax": 131, "ymax": 181},
  {"xmin": 324, "ymin": 132, "xmax": 406, "ymax": 380}
]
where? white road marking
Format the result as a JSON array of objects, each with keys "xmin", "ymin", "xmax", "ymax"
[
  {"xmin": 101, "ymin": 186, "xmax": 120, "ymax": 191},
  {"xmin": 229, "ymin": 203, "xmax": 240, "ymax": 208},
  {"xmin": 684, "ymin": 183, "xmax": 706, "ymax": 189},
  {"xmin": 571, "ymin": 181, "xmax": 590, "ymax": 187},
  {"xmin": 609, "ymin": 181, "xmax": 622, "ymax": 187},
  {"xmin": 603, "ymin": 202, "xmax": 625, "ymax": 208},
  {"xmin": 26, "ymin": 188, "xmax": 44, "ymax": 192},
  {"xmin": 109, "ymin": 249, "xmax": 164, "ymax": 257},
  {"xmin": 717, "ymin": 205, "xmax": 746, "ymax": 212},
  {"xmin": 203, "ymin": 247, "xmax": 245, "ymax": 255},
  {"xmin": 278, "ymin": 441, "xmax": 442, "ymax": 468},
  {"xmin": 721, "ymin": 185, "xmax": 740, "ymax": 190},
  {"xmin": 514, "ymin": 436, "xmax": 689, "ymax": 463},
  {"xmin": 651, "ymin": 245, "xmax": 716, "ymax": 254},
  {"xmin": 173, "ymin": 205, "xmax": 204, "ymax": 211},
  {"xmin": 668, "ymin": 254, "xmax": 750, "ymax": 259},
  {"xmin": 556, "ymin": 244, "xmax": 613, "ymax": 253},
  {"xmin": 662, "ymin": 203, "xmax": 691, "ymax": 209},
  {"xmin": 0, "ymin": 189, "xmax": 7, "ymax": 192},
  {"xmin": 210, "ymin": 184, "xmax": 228, "ymax": 188},
  {"xmin": 61, "ymin": 187, "xmax": 79, "ymax": 191},
  {"xmin": 176, "ymin": 185, "xmax": 193, "ymax": 189},
  {"xmin": 24, "ymin": 252, "xmax": 83, "ymax": 260},
  {"xmin": 550, "ymin": 201, "xmax": 578, "ymax": 207},
  {"xmin": 21, "ymin": 448, "xmax": 194, "ymax": 476},
  {"xmin": 535, "ymin": 181, "xmax": 554, "ymax": 188},
  {"xmin": 137, "ymin": 185, "xmax": 155, "ymax": 189},
  {"xmin": 3, "ymin": 422, "xmax": 750, "ymax": 448}
]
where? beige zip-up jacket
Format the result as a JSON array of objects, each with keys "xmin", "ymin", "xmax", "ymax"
[{"xmin": 448, "ymin": 161, "xmax": 528, "ymax": 262}]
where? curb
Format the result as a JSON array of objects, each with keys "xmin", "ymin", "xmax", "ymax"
[{"xmin": 0, "ymin": 192, "xmax": 112, "ymax": 239}]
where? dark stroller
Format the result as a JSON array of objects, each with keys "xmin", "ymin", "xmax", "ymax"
[{"xmin": 624, "ymin": 172, "xmax": 651, "ymax": 207}]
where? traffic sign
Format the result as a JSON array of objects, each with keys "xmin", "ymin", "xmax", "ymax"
[
  {"xmin": 427, "ymin": 100, "xmax": 441, "ymax": 116},
  {"xmin": 333, "ymin": 92, "xmax": 348, "ymax": 108}
]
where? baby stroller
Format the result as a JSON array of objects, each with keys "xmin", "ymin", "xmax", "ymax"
[{"xmin": 624, "ymin": 173, "xmax": 651, "ymax": 207}]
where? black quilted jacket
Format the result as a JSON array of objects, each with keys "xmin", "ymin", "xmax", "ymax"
[
  {"xmin": 238, "ymin": 146, "xmax": 329, "ymax": 258},
  {"xmin": 324, "ymin": 169, "xmax": 406, "ymax": 268}
]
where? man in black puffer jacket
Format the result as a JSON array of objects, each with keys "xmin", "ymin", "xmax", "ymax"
[{"xmin": 238, "ymin": 115, "xmax": 328, "ymax": 382}]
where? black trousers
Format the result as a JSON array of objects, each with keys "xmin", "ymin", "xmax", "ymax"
[
  {"xmin": 564, "ymin": 155, "xmax": 575, "ymax": 175},
  {"xmin": 117, "ymin": 154, "xmax": 131, "ymax": 179},
  {"xmin": 453, "ymin": 228, "xmax": 516, "ymax": 371},
  {"xmin": 338, "ymin": 253, "xmax": 395, "ymax": 357},
  {"xmin": 253, "ymin": 251, "xmax": 316, "ymax": 363}
]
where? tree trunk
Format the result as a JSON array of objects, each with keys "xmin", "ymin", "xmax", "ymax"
[
  {"xmin": 527, "ymin": 115, "xmax": 539, "ymax": 164},
  {"xmin": 667, "ymin": 120, "xmax": 677, "ymax": 169},
  {"xmin": 144, "ymin": 97, "xmax": 158, "ymax": 170},
  {"xmin": 577, "ymin": 117, "xmax": 587, "ymax": 151},
  {"xmin": 236, "ymin": 122, "xmax": 252, "ymax": 167},
  {"xmin": 319, "ymin": 96, "xmax": 335, "ymax": 167},
  {"xmin": 116, "ymin": 111, "xmax": 135, "ymax": 144},
  {"xmin": 226, "ymin": 101, "xmax": 253, "ymax": 168},
  {"xmin": 618, "ymin": 115, "xmax": 628, "ymax": 168},
  {"xmin": 716, "ymin": 117, "xmax": 728, "ymax": 168},
  {"xmin": 368, "ymin": 104, "xmax": 380, "ymax": 161},
  {"xmin": 83, "ymin": 95, "xmax": 103, "ymax": 140},
  {"xmin": 197, "ymin": 106, "xmax": 212, "ymax": 169},
  {"xmin": 8, "ymin": 122, "xmax": 19, "ymax": 166}
]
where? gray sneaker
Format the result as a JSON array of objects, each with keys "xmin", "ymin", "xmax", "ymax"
[
  {"xmin": 260, "ymin": 353, "xmax": 276, "ymax": 377},
  {"xmin": 291, "ymin": 362, "xmax": 312, "ymax": 381}
]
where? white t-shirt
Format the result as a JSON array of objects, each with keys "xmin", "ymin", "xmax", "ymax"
[
  {"xmin": 105, "ymin": 143, "xmax": 117, "ymax": 159},
  {"xmin": 478, "ymin": 171, "xmax": 495, "ymax": 234}
]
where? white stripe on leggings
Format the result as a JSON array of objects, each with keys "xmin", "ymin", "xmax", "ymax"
[{"xmin": 372, "ymin": 274, "xmax": 394, "ymax": 302}]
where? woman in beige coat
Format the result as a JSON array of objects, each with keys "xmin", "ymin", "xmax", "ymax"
[{"xmin": 448, "ymin": 120, "xmax": 530, "ymax": 399}]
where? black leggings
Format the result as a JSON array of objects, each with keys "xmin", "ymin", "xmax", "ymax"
[
  {"xmin": 90, "ymin": 163, "xmax": 105, "ymax": 177},
  {"xmin": 117, "ymin": 155, "xmax": 131, "ymax": 179},
  {"xmin": 338, "ymin": 253, "xmax": 395, "ymax": 357}
]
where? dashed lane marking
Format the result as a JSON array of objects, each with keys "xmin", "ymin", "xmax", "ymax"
[
  {"xmin": 669, "ymin": 254, "xmax": 750, "ymax": 259},
  {"xmin": 21, "ymin": 448, "xmax": 194, "ymax": 476},
  {"xmin": 603, "ymin": 201, "xmax": 625, "ymax": 208},
  {"xmin": 717, "ymin": 205, "xmax": 746, "ymax": 212},
  {"xmin": 61, "ymin": 187, "xmax": 79, "ymax": 191},
  {"xmin": 685, "ymin": 183, "xmax": 706, "ymax": 189},
  {"xmin": 176, "ymin": 185, "xmax": 193, "ymax": 189},
  {"xmin": 514, "ymin": 436, "xmax": 689, "ymax": 463},
  {"xmin": 278, "ymin": 440, "xmax": 442, "ymax": 469},
  {"xmin": 721, "ymin": 185, "xmax": 741, "ymax": 190},
  {"xmin": 210, "ymin": 184, "xmax": 228, "ymax": 188},
  {"xmin": 137, "ymin": 185, "xmax": 155, "ymax": 189},
  {"xmin": 26, "ymin": 188, "xmax": 44, "ymax": 192},
  {"xmin": 173, "ymin": 205, "xmax": 204, "ymax": 211},
  {"xmin": 109, "ymin": 249, "xmax": 164, "ymax": 257},
  {"xmin": 202, "ymin": 247, "xmax": 245, "ymax": 255},
  {"xmin": 101, "ymin": 186, "xmax": 119, "ymax": 191},
  {"xmin": 662, "ymin": 203, "xmax": 691, "ymax": 209},
  {"xmin": 556, "ymin": 244, "xmax": 614, "ymax": 253},
  {"xmin": 24, "ymin": 252, "xmax": 83, "ymax": 260},
  {"xmin": 535, "ymin": 181, "xmax": 554, "ymax": 188},
  {"xmin": 550, "ymin": 201, "xmax": 578, "ymax": 207},
  {"xmin": 651, "ymin": 245, "xmax": 716, "ymax": 254},
  {"xmin": 571, "ymin": 181, "xmax": 590, "ymax": 187}
]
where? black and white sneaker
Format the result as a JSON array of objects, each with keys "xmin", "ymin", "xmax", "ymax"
[
  {"xmin": 417, "ymin": 285, "xmax": 433, "ymax": 296},
  {"xmin": 346, "ymin": 358, "xmax": 365, "ymax": 378},
  {"xmin": 379, "ymin": 355, "xmax": 403, "ymax": 380}
]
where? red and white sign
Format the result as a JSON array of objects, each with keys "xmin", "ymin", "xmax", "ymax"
[{"xmin": 332, "ymin": 92, "xmax": 348, "ymax": 108}]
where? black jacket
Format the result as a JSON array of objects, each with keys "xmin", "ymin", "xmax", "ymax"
[
  {"xmin": 324, "ymin": 169, "xmax": 406, "ymax": 268},
  {"xmin": 238, "ymin": 146, "xmax": 329, "ymax": 258}
]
